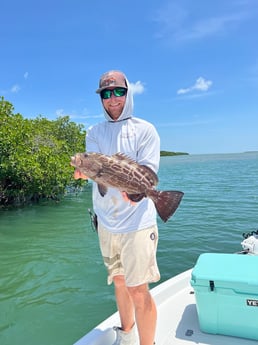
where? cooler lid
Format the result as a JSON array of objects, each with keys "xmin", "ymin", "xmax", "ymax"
[{"xmin": 191, "ymin": 253, "xmax": 258, "ymax": 287}]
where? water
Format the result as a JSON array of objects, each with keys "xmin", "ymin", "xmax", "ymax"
[{"xmin": 0, "ymin": 152, "xmax": 257, "ymax": 345}]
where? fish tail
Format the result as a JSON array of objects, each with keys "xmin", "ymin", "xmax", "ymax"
[{"xmin": 148, "ymin": 190, "xmax": 184, "ymax": 222}]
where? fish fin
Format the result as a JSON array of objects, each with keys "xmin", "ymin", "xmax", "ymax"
[
  {"xmin": 148, "ymin": 190, "xmax": 184, "ymax": 222},
  {"xmin": 112, "ymin": 152, "xmax": 128, "ymax": 160},
  {"xmin": 98, "ymin": 184, "xmax": 107, "ymax": 197},
  {"xmin": 112, "ymin": 152, "xmax": 137, "ymax": 164}
]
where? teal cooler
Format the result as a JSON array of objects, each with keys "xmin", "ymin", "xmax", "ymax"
[{"xmin": 191, "ymin": 253, "xmax": 258, "ymax": 340}]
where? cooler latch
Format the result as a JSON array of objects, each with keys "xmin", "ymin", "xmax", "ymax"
[{"xmin": 209, "ymin": 280, "xmax": 215, "ymax": 291}]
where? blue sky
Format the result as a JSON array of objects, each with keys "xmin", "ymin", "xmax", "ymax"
[{"xmin": 1, "ymin": 0, "xmax": 257, "ymax": 154}]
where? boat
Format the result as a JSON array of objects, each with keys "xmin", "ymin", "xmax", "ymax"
[{"xmin": 73, "ymin": 232, "xmax": 258, "ymax": 345}]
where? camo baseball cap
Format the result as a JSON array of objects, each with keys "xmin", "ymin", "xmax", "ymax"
[{"xmin": 96, "ymin": 70, "xmax": 128, "ymax": 93}]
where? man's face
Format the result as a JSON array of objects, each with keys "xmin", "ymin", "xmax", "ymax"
[{"xmin": 101, "ymin": 87, "xmax": 126, "ymax": 121}]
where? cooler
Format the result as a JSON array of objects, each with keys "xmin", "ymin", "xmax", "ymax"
[{"xmin": 190, "ymin": 253, "xmax": 258, "ymax": 340}]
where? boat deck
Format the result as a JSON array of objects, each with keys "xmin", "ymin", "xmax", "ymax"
[{"xmin": 74, "ymin": 269, "xmax": 257, "ymax": 345}]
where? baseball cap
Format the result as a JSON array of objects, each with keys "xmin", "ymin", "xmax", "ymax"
[{"xmin": 96, "ymin": 70, "xmax": 128, "ymax": 94}]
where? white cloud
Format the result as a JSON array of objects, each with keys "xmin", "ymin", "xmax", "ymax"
[
  {"xmin": 70, "ymin": 114, "xmax": 103, "ymax": 120},
  {"xmin": 154, "ymin": 1, "xmax": 256, "ymax": 43},
  {"xmin": 11, "ymin": 84, "xmax": 20, "ymax": 93},
  {"xmin": 55, "ymin": 108, "xmax": 103, "ymax": 120},
  {"xmin": 86, "ymin": 114, "xmax": 103, "ymax": 119},
  {"xmin": 154, "ymin": 2, "xmax": 187, "ymax": 40},
  {"xmin": 177, "ymin": 77, "xmax": 213, "ymax": 95},
  {"xmin": 179, "ymin": 13, "xmax": 249, "ymax": 41},
  {"xmin": 130, "ymin": 81, "xmax": 144, "ymax": 95},
  {"xmin": 156, "ymin": 118, "xmax": 218, "ymax": 128},
  {"xmin": 56, "ymin": 109, "xmax": 65, "ymax": 116},
  {"xmin": 194, "ymin": 77, "xmax": 213, "ymax": 91}
]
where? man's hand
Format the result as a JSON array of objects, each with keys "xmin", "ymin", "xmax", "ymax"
[
  {"xmin": 121, "ymin": 192, "xmax": 145, "ymax": 205},
  {"xmin": 121, "ymin": 192, "xmax": 136, "ymax": 205}
]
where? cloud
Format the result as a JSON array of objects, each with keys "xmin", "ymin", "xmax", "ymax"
[
  {"xmin": 130, "ymin": 81, "xmax": 144, "ymax": 95},
  {"xmin": 55, "ymin": 108, "xmax": 103, "ymax": 120},
  {"xmin": 154, "ymin": 1, "xmax": 256, "ymax": 43},
  {"xmin": 156, "ymin": 118, "xmax": 218, "ymax": 128},
  {"xmin": 153, "ymin": 3, "xmax": 187, "ymax": 40},
  {"xmin": 2, "ymin": 73, "xmax": 29, "ymax": 95},
  {"xmin": 56, "ymin": 109, "xmax": 65, "ymax": 116},
  {"xmin": 86, "ymin": 114, "xmax": 103, "ymax": 119},
  {"xmin": 11, "ymin": 84, "xmax": 20, "ymax": 93},
  {"xmin": 70, "ymin": 114, "xmax": 103, "ymax": 120},
  {"xmin": 178, "ymin": 13, "xmax": 250, "ymax": 41},
  {"xmin": 177, "ymin": 77, "xmax": 213, "ymax": 95}
]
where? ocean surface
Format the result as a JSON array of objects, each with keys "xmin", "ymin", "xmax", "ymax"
[{"xmin": 0, "ymin": 152, "xmax": 257, "ymax": 345}]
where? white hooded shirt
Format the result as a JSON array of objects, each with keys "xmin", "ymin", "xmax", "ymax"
[{"xmin": 86, "ymin": 78, "xmax": 160, "ymax": 233}]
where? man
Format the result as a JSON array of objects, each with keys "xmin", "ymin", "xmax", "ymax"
[{"xmin": 75, "ymin": 70, "xmax": 160, "ymax": 345}]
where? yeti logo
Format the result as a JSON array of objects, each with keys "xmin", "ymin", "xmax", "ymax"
[{"xmin": 247, "ymin": 299, "xmax": 258, "ymax": 307}]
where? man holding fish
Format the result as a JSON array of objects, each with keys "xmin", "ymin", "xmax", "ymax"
[{"xmin": 73, "ymin": 70, "xmax": 183, "ymax": 345}]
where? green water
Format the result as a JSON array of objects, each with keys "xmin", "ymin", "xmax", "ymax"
[{"xmin": 1, "ymin": 152, "xmax": 258, "ymax": 345}]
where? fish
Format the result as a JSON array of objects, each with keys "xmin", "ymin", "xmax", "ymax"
[{"xmin": 70, "ymin": 152, "xmax": 184, "ymax": 222}]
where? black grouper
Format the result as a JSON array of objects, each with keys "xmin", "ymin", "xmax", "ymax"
[{"xmin": 71, "ymin": 152, "xmax": 184, "ymax": 222}]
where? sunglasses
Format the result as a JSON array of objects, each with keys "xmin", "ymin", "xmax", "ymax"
[{"xmin": 100, "ymin": 87, "xmax": 127, "ymax": 99}]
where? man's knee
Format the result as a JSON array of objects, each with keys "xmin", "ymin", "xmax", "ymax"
[
  {"xmin": 113, "ymin": 275, "xmax": 126, "ymax": 288},
  {"xmin": 127, "ymin": 284, "xmax": 149, "ymax": 303}
]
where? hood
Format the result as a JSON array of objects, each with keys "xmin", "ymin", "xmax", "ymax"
[{"xmin": 102, "ymin": 78, "xmax": 134, "ymax": 122}]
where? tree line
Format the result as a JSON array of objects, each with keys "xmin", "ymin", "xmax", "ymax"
[
  {"xmin": 160, "ymin": 150, "xmax": 189, "ymax": 156},
  {"xmin": 0, "ymin": 97, "xmax": 86, "ymax": 207}
]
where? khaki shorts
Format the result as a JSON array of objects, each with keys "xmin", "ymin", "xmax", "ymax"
[{"xmin": 98, "ymin": 223, "xmax": 160, "ymax": 287}]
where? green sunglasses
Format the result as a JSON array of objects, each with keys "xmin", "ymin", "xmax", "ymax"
[{"xmin": 100, "ymin": 87, "xmax": 127, "ymax": 99}]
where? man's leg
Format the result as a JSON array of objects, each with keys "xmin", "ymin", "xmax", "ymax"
[
  {"xmin": 128, "ymin": 283, "xmax": 156, "ymax": 345},
  {"xmin": 113, "ymin": 275, "xmax": 135, "ymax": 331},
  {"xmin": 113, "ymin": 276, "xmax": 156, "ymax": 345}
]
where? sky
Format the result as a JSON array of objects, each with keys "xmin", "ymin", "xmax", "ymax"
[{"xmin": 1, "ymin": 0, "xmax": 257, "ymax": 154}]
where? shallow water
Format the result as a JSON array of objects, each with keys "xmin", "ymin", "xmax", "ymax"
[{"xmin": 0, "ymin": 152, "xmax": 257, "ymax": 345}]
